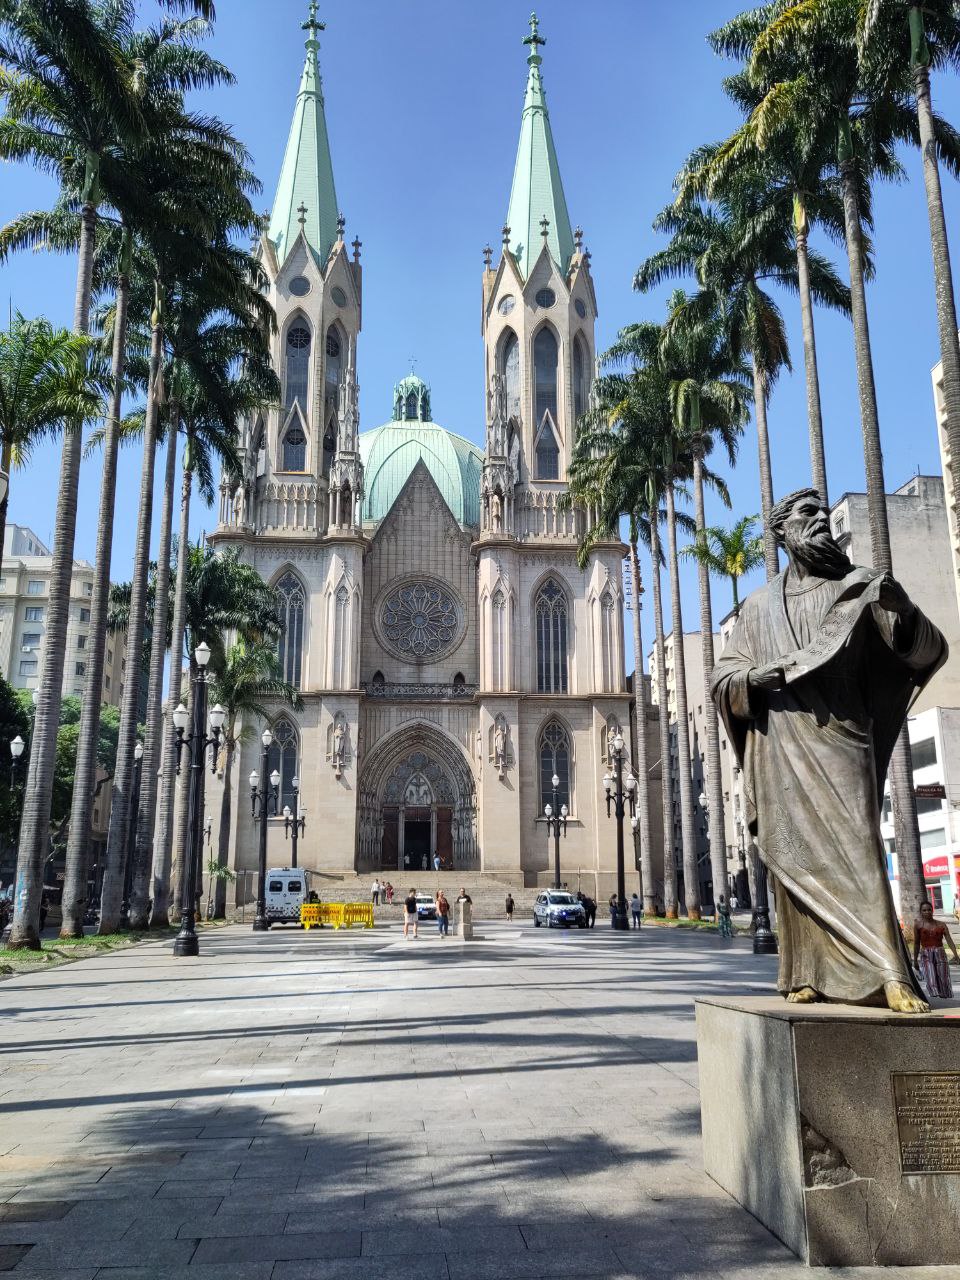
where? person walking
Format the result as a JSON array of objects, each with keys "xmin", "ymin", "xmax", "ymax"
[
  {"xmin": 433, "ymin": 854, "xmax": 441, "ymax": 872},
  {"xmin": 436, "ymin": 889, "xmax": 450, "ymax": 937},
  {"xmin": 717, "ymin": 894, "xmax": 733, "ymax": 940},
  {"xmin": 609, "ymin": 893, "xmax": 620, "ymax": 929},
  {"xmin": 505, "ymin": 892, "xmax": 514, "ymax": 923},
  {"xmin": 385, "ymin": 882, "xmax": 394, "ymax": 905},
  {"xmin": 630, "ymin": 894, "xmax": 643, "ymax": 929},
  {"xmin": 371, "ymin": 878, "xmax": 381, "ymax": 907},
  {"xmin": 403, "ymin": 888, "xmax": 418, "ymax": 940},
  {"xmin": 913, "ymin": 901, "xmax": 959, "ymax": 998},
  {"xmin": 581, "ymin": 894, "xmax": 596, "ymax": 928}
]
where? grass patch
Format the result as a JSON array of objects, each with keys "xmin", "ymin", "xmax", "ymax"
[{"xmin": 0, "ymin": 920, "xmax": 223, "ymax": 976}]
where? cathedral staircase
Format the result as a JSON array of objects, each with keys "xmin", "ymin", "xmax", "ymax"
[{"xmin": 302, "ymin": 870, "xmax": 603, "ymax": 920}]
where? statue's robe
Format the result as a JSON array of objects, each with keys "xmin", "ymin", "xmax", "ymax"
[{"xmin": 711, "ymin": 566, "xmax": 946, "ymax": 1003}]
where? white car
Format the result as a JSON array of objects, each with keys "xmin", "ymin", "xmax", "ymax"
[
  {"xmin": 264, "ymin": 868, "xmax": 308, "ymax": 926},
  {"xmin": 415, "ymin": 893, "xmax": 437, "ymax": 920},
  {"xmin": 533, "ymin": 891, "xmax": 586, "ymax": 929}
]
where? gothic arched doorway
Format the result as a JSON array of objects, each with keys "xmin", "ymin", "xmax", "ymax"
[{"xmin": 357, "ymin": 724, "xmax": 478, "ymax": 872}]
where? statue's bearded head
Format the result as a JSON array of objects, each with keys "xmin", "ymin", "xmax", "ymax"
[{"xmin": 770, "ymin": 488, "xmax": 852, "ymax": 579}]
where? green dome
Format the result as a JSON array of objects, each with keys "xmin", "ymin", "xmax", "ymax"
[{"xmin": 359, "ymin": 418, "xmax": 484, "ymax": 529}]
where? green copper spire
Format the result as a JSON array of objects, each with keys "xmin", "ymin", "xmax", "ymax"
[
  {"xmin": 504, "ymin": 13, "xmax": 575, "ymax": 281},
  {"xmin": 268, "ymin": 3, "xmax": 340, "ymax": 266}
]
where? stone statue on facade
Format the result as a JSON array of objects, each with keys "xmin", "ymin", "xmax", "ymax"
[
  {"xmin": 711, "ymin": 489, "xmax": 947, "ymax": 1013},
  {"xmin": 494, "ymin": 719, "xmax": 507, "ymax": 778},
  {"xmin": 332, "ymin": 718, "xmax": 346, "ymax": 776}
]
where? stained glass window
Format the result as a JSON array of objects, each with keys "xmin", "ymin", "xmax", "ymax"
[
  {"xmin": 267, "ymin": 718, "xmax": 299, "ymax": 814},
  {"xmin": 381, "ymin": 581, "xmax": 458, "ymax": 660},
  {"xmin": 285, "ymin": 325, "xmax": 311, "ymax": 411},
  {"xmin": 281, "ymin": 424, "xmax": 306, "ymax": 471},
  {"xmin": 536, "ymin": 579, "xmax": 568, "ymax": 693},
  {"xmin": 539, "ymin": 721, "xmax": 570, "ymax": 812},
  {"xmin": 276, "ymin": 572, "xmax": 306, "ymax": 688},
  {"xmin": 534, "ymin": 327, "xmax": 558, "ymax": 427}
]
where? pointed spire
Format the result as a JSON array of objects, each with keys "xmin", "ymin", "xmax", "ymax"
[
  {"xmin": 504, "ymin": 13, "xmax": 575, "ymax": 281},
  {"xmin": 268, "ymin": 4, "xmax": 340, "ymax": 267}
]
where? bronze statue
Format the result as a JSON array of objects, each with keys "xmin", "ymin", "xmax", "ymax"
[{"xmin": 711, "ymin": 489, "xmax": 947, "ymax": 1013}]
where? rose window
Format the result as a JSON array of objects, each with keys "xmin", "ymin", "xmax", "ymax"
[{"xmin": 381, "ymin": 581, "xmax": 459, "ymax": 660}]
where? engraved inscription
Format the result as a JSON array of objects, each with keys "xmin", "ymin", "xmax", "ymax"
[{"xmin": 893, "ymin": 1072, "xmax": 960, "ymax": 1174}]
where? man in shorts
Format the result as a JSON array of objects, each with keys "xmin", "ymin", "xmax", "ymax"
[{"xmin": 403, "ymin": 888, "xmax": 418, "ymax": 939}]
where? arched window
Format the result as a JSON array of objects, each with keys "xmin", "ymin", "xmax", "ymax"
[
  {"xmin": 535, "ymin": 424, "xmax": 560, "ymax": 480},
  {"xmin": 267, "ymin": 717, "xmax": 299, "ymax": 814},
  {"xmin": 285, "ymin": 324, "xmax": 311, "ymax": 411},
  {"xmin": 573, "ymin": 336, "xmax": 587, "ymax": 427},
  {"xmin": 500, "ymin": 331, "xmax": 521, "ymax": 424},
  {"xmin": 276, "ymin": 571, "xmax": 306, "ymax": 689},
  {"xmin": 281, "ymin": 422, "xmax": 306, "ymax": 472},
  {"xmin": 405, "ymin": 391, "xmax": 418, "ymax": 421},
  {"xmin": 322, "ymin": 416, "xmax": 336, "ymax": 478},
  {"xmin": 534, "ymin": 327, "xmax": 558, "ymax": 429},
  {"xmin": 535, "ymin": 578, "xmax": 568, "ymax": 693},
  {"xmin": 539, "ymin": 720, "xmax": 571, "ymax": 813},
  {"xmin": 324, "ymin": 327, "xmax": 342, "ymax": 419}
]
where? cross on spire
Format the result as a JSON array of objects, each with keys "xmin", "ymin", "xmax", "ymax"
[
  {"xmin": 540, "ymin": 214, "xmax": 550, "ymax": 241},
  {"xmin": 502, "ymin": 223, "xmax": 511, "ymax": 247},
  {"xmin": 523, "ymin": 11, "xmax": 546, "ymax": 60},
  {"xmin": 351, "ymin": 235, "xmax": 362, "ymax": 262},
  {"xmin": 483, "ymin": 245, "xmax": 493, "ymax": 269},
  {"xmin": 574, "ymin": 225, "xmax": 584, "ymax": 252},
  {"xmin": 302, "ymin": 1, "xmax": 324, "ymax": 40},
  {"xmin": 297, "ymin": 202, "xmax": 308, "ymax": 229},
  {"xmin": 336, "ymin": 211, "xmax": 346, "ymax": 240}
]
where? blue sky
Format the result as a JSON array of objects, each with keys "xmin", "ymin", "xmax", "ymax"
[{"xmin": 2, "ymin": 0, "xmax": 958, "ymax": 670}]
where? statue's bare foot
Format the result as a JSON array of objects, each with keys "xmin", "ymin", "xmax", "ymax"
[
  {"xmin": 786, "ymin": 986, "xmax": 820, "ymax": 1004},
  {"xmin": 884, "ymin": 981, "xmax": 930, "ymax": 1014}
]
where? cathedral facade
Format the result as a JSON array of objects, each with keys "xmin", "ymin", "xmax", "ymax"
[{"xmin": 211, "ymin": 11, "xmax": 630, "ymax": 886}]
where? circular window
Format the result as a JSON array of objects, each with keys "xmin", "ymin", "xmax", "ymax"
[
  {"xmin": 535, "ymin": 288, "xmax": 556, "ymax": 308},
  {"xmin": 498, "ymin": 295, "xmax": 516, "ymax": 316},
  {"xmin": 378, "ymin": 579, "xmax": 463, "ymax": 662},
  {"xmin": 575, "ymin": 298, "xmax": 587, "ymax": 319},
  {"xmin": 289, "ymin": 276, "xmax": 311, "ymax": 297},
  {"xmin": 331, "ymin": 285, "xmax": 347, "ymax": 307},
  {"xmin": 287, "ymin": 326, "xmax": 310, "ymax": 350},
  {"xmin": 325, "ymin": 332, "xmax": 341, "ymax": 358}
]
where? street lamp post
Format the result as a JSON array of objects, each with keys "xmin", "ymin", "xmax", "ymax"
[
  {"xmin": 120, "ymin": 741, "xmax": 144, "ymax": 928},
  {"xmin": 283, "ymin": 775, "xmax": 306, "ymax": 868},
  {"xmin": 250, "ymin": 728, "xmax": 280, "ymax": 932},
  {"xmin": 543, "ymin": 772, "xmax": 567, "ymax": 890},
  {"xmin": 751, "ymin": 850, "xmax": 778, "ymax": 955},
  {"xmin": 602, "ymin": 732, "xmax": 636, "ymax": 931},
  {"xmin": 171, "ymin": 643, "xmax": 225, "ymax": 958}
]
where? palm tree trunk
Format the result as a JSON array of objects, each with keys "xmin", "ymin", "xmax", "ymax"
[
  {"xmin": 914, "ymin": 58, "xmax": 960, "ymax": 581},
  {"xmin": 692, "ymin": 452, "xmax": 728, "ymax": 912},
  {"xmin": 7, "ymin": 201, "xmax": 97, "ymax": 950},
  {"xmin": 839, "ymin": 136, "xmax": 926, "ymax": 923},
  {"xmin": 151, "ymin": 442, "xmax": 193, "ymax": 927},
  {"xmin": 97, "ymin": 300, "xmax": 164, "ymax": 935},
  {"xmin": 648, "ymin": 506, "xmax": 677, "ymax": 917},
  {"xmin": 169, "ymin": 656, "xmax": 196, "ymax": 918},
  {"xmin": 628, "ymin": 528, "xmax": 655, "ymax": 918},
  {"xmin": 795, "ymin": 216, "xmax": 829, "ymax": 503},
  {"xmin": 751, "ymin": 359, "xmax": 779, "ymax": 580},
  {"xmin": 665, "ymin": 483, "xmax": 700, "ymax": 920},
  {"xmin": 128, "ymin": 405, "xmax": 179, "ymax": 928},
  {"xmin": 0, "ymin": 441, "xmax": 12, "ymax": 582},
  {"xmin": 215, "ymin": 734, "xmax": 234, "ymax": 919},
  {"xmin": 60, "ymin": 251, "xmax": 131, "ymax": 937}
]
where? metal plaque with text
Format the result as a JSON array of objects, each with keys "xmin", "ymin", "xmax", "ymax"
[{"xmin": 893, "ymin": 1073, "xmax": 960, "ymax": 1174}]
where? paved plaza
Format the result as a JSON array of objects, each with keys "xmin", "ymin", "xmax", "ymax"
[{"xmin": 0, "ymin": 921, "xmax": 953, "ymax": 1279}]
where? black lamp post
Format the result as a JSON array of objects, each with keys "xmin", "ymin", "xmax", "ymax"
[
  {"xmin": 171, "ymin": 642, "xmax": 225, "ymax": 958},
  {"xmin": 543, "ymin": 772, "xmax": 567, "ymax": 890},
  {"xmin": 603, "ymin": 731, "xmax": 636, "ymax": 931},
  {"xmin": 283, "ymin": 774, "xmax": 306, "ymax": 868},
  {"xmin": 751, "ymin": 850, "xmax": 778, "ymax": 955},
  {"xmin": 250, "ymin": 727, "xmax": 280, "ymax": 932},
  {"xmin": 120, "ymin": 740, "xmax": 144, "ymax": 928}
]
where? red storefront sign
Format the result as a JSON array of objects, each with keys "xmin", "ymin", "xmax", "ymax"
[{"xmin": 923, "ymin": 854, "xmax": 950, "ymax": 879}]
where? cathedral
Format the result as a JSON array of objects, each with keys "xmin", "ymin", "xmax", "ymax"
[{"xmin": 212, "ymin": 9, "xmax": 630, "ymax": 887}]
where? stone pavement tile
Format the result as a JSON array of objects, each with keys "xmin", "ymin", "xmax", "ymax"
[
  {"xmin": 12, "ymin": 1239, "xmax": 196, "ymax": 1270},
  {"xmin": 361, "ymin": 1226, "xmax": 526, "ymax": 1255},
  {"xmin": 445, "ymin": 1244, "xmax": 626, "ymax": 1279},
  {"xmin": 0, "ymin": 1202, "xmax": 73, "ymax": 1224},
  {"xmin": 191, "ymin": 1229, "xmax": 361, "ymax": 1265},
  {"xmin": 283, "ymin": 1207, "xmax": 440, "ymax": 1231},
  {"xmin": 0, "ymin": 1243, "xmax": 30, "ymax": 1269},
  {"xmin": 272, "ymin": 1260, "xmax": 449, "ymax": 1280},
  {"xmin": 174, "ymin": 1211, "xmax": 287, "ymax": 1239},
  {"xmin": 3, "ymin": 1271, "xmax": 97, "ymax": 1279},
  {"xmin": 84, "ymin": 1267, "xmax": 273, "ymax": 1280}
]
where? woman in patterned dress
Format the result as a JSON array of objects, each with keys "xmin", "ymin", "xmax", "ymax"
[{"xmin": 913, "ymin": 901, "xmax": 960, "ymax": 998}]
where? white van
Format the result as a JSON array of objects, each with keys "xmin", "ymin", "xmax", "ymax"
[{"xmin": 264, "ymin": 867, "xmax": 308, "ymax": 926}]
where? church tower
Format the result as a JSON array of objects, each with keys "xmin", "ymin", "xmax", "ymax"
[
  {"xmin": 213, "ymin": 5, "xmax": 367, "ymax": 878},
  {"xmin": 476, "ymin": 14, "xmax": 628, "ymax": 878}
]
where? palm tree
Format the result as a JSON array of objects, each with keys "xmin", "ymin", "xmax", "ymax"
[
  {"xmin": 209, "ymin": 641, "xmax": 302, "ymax": 917},
  {"xmin": 0, "ymin": 328, "xmax": 109, "ymax": 949},
  {"xmin": 149, "ymin": 544, "xmax": 282, "ymax": 925},
  {"xmin": 566, "ymin": 375, "xmax": 659, "ymax": 917},
  {"xmin": 662, "ymin": 294, "xmax": 751, "ymax": 912},
  {"xmin": 680, "ymin": 516, "xmax": 765, "ymax": 619}
]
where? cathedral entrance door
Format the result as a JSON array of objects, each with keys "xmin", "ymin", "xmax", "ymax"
[{"xmin": 403, "ymin": 808, "xmax": 431, "ymax": 872}]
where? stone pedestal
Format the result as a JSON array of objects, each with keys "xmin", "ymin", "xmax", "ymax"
[
  {"xmin": 696, "ymin": 996, "xmax": 960, "ymax": 1267},
  {"xmin": 458, "ymin": 900, "xmax": 473, "ymax": 940}
]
